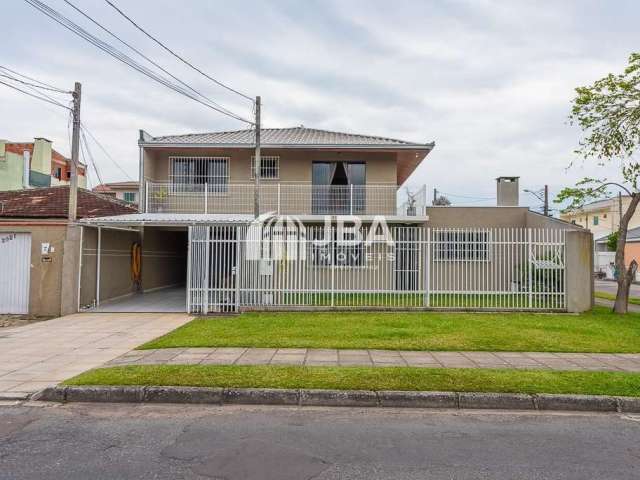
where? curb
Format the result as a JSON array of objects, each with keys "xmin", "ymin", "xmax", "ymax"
[{"xmin": 31, "ymin": 386, "xmax": 640, "ymax": 413}]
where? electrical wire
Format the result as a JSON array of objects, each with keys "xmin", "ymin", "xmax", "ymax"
[
  {"xmin": 23, "ymin": 0, "xmax": 253, "ymax": 124},
  {"xmin": 104, "ymin": 0, "xmax": 254, "ymax": 103},
  {"xmin": 80, "ymin": 128, "xmax": 105, "ymax": 188},
  {"xmin": 0, "ymin": 72, "xmax": 70, "ymax": 94},
  {"xmin": 81, "ymin": 123, "xmax": 134, "ymax": 181},
  {"xmin": 62, "ymin": 0, "xmax": 245, "ymax": 119},
  {"xmin": 439, "ymin": 191, "xmax": 496, "ymax": 201},
  {"xmin": 0, "ymin": 65, "xmax": 70, "ymax": 93},
  {"xmin": 0, "ymin": 78, "xmax": 70, "ymax": 109}
]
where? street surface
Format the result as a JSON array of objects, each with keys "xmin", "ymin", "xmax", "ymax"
[{"xmin": 1, "ymin": 403, "xmax": 639, "ymax": 479}]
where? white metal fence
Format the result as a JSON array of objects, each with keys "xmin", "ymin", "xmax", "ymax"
[
  {"xmin": 188, "ymin": 225, "xmax": 567, "ymax": 313},
  {"xmin": 146, "ymin": 182, "xmax": 410, "ymax": 216}
]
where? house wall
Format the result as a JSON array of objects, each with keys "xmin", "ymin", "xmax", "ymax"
[
  {"xmin": 80, "ymin": 227, "xmax": 139, "ymax": 307},
  {"xmin": 141, "ymin": 227, "xmax": 187, "ymax": 291},
  {"xmin": 144, "ymin": 147, "xmax": 397, "ymax": 184},
  {"xmin": 0, "ymin": 222, "xmax": 67, "ymax": 316},
  {"xmin": 425, "ymin": 207, "xmax": 528, "ymax": 227},
  {"xmin": 0, "ymin": 150, "xmax": 26, "ymax": 191}
]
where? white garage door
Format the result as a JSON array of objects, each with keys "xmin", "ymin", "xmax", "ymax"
[{"xmin": 0, "ymin": 233, "xmax": 31, "ymax": 314}]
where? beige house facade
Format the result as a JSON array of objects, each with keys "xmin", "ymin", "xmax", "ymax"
[{"xmin": 73, "ymin": 126, "xmax": 592, "ymax": 314}]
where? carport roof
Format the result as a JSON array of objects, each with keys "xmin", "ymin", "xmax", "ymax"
[{"xmin": 80, "ymin": 213, "xmax": 255, "ymax": 226}]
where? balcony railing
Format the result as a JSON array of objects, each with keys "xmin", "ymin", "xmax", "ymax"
[{"xmin": 144, "ymin": 182, "xmax": 421, "ymax": 216}]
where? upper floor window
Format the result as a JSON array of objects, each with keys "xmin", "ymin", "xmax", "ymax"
[
  {"xmin": 123, "ymin": 191, "xmax": 137, "ymax": 203},
  {"xmin": 251, "ymin": 156, "xmax": 279, "ymax": 179},
  {"xmin": 52, "ymin": 167, "xmax": 62, "ymax": 179},
  {"xmin": 593, "ymin": 216, "xmax": 599, "ymax": 226},
  {"xmin": 169, "ymin": 157, "xmax": 229, "ymax": 192}
]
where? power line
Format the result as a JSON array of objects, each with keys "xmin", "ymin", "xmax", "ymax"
[
  {"xmin": 61, "ymin": 0, "xmax": 243, "ymax": 119},
  {"xmin": 0, "ymin": 78, "xmax": 70, "ymax": 109},
  {"xmin": 80, "ymin": 128, "xmax": 105, "ymax": 188},
  {"xmin": 0, "ymin": 72, "xmax": 70, "ymax": 94},
  {"xmin": 104, "ymin": 0, "xmax": 254, "ymax": 103},
  {"xmin": 24, "ymin": 0, "xmax": 253, "ymax": 124},
  {"xmin": 0, "ymin": 65, "xmax": 70, "ymax": 93},
  {"xmin": 439, "ymin": 191, "xmax": 496, "ymax": 201},
  {"xmin": 81, "ymin": 123, "xmax": 133, "ymax": 181}
]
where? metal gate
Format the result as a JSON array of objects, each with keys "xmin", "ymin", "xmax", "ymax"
[
  {"xmin": 0, "ymin": 232, "xmax": 31, "ymax": 314},
  {"xmin": 188, "ymin": 225, "xmax": 239, "ymax": 313},
  {"xmin": 188, "ymin": 225, "xmax": 567, "ymax": 313}
]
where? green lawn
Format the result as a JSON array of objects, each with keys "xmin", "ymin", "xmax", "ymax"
[
  {"xmin": 595, "ymin": 291, "xmax": 640, "ymax": 306},
  {"xmin": 140, "ymin": 306, "xmax": 640, "ymax": 353},
  {"xmin": 65, "ymin": 365, "xmax": 640, "ymax": 397}
]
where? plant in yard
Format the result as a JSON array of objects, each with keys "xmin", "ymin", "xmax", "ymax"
[
  {"xmin": 606, "ymin": 231, "xmax": 619, "ymax": 252},
  {"xmin": 556, "ymin": 52, "xmax": 640, "ymax": 313}
]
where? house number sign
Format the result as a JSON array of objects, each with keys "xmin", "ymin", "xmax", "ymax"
[{"xmin": 1, "ymin": 233, "xmax": 16, "ymax": 244}]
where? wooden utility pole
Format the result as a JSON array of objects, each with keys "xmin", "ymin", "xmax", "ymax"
[
  {"xmin": 68, "ymin": 82, "xmax": 81, "ymax": 222},
  {"xmin": 543, "ymin": 184, "xmax": 549, "ymax": 216}
]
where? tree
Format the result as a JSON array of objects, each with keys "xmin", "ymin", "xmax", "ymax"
[
  {"xmin": 556, "ymin": 52, "xmax": 640, "ymax": 313},
  {"xmin": 433, "ymin": 195, "xmax": 451, "ymax": 206},
  {"xmin": 606, "ymin": 231, "xmax": 618, "ymax": 252}
]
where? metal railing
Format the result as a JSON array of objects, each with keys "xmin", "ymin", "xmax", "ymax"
[
  {"xmin": 188, "ymin": 226, "xmax": 567, "ymax": 313},
  {"xmin": 145, "ymin": 182, "xmax": 408, "ymax": 216}
]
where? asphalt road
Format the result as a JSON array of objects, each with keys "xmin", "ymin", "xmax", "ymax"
[
  {"xmin": 595, "ymin": 279, "xmax": 640, "ymax": 296},
  {"xmin": 1, "ymin": 403, "xmax": 640, "ymax": 479}
]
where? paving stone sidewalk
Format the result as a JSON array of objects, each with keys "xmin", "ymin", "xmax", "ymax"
[{"xmin": 106, "ymin": 347, "xmax": 640, "ymax": 372}]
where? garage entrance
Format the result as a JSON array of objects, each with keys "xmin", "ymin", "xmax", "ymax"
[
  {"xmin": 80, "ymin": 226, "xmax": 188, "ymax": 313},
  {"xmin": 0, "ymin": 232, "xmax": 31, "ymax": 314}
]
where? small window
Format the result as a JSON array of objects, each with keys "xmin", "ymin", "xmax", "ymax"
[
  {"xmin": 66, "ymin": 171, "xmax": 71, "ymax": 179},
  {"xmin": 433, "ymin": 230, "xmax": 491, "ymax": 262},
  {"xmin": 53, "ymin": 167, "xmax": 62, "ymax": 179},
  {"xmin": 593, "ymin": 216, "xmax": 599, "ymax": 226},
  {"xmin": 123, "ymin": 192, "xmax": 136, "ymax": 203},
  {"xmin": 251, "ymin": 156, "xmax": 279, "ymax": 179}
]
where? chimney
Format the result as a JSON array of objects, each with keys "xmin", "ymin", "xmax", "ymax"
[
  {"xmin": 23, "ymin": 150, "xmax": 31, "ymax": 188},
  {"xmin": 496, "ymin": 176, "xmax": 519, "ymax": 206}
]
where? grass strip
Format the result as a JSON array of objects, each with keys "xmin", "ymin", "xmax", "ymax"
[
  {"xmin": 595, "ymin": 291, "xmax": 640, "ymax": 306},
  {"xmin": 139, "ymin": 306, "xmax": 640, "ymax": 353},
  {"xmin": 65, "ymin": 365, "xmax": 640, "ymax": 397}
]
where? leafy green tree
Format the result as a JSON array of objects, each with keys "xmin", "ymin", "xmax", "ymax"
[
  {"xmin": 556, "ymin": 52, "xmax": 640, "ymax": 313},
  {"xmin": 607, "ymin": 232, "xmax": 619, "ymax": 252}
]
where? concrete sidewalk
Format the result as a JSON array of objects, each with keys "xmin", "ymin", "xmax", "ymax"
[
  {"xmin": 106, "ymin": 347, "xmax": 640, "ymax": 372},
  {"xmin": 0, "ymin": 312, "xmax": 192, "ymax": 399}
]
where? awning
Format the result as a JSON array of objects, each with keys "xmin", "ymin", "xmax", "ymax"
[{"xmin": 79, "ymin": 213, "xmax": 429, "ymax": 227}]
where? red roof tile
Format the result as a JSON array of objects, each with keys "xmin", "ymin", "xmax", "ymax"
[{"xmin": 0, "ymin": 186, "xmax": 137, "ymax": 219}]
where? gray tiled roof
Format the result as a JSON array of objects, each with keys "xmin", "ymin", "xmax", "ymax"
[{"xmin": 141, "ymin": 127, "xmax": 433, "ymax": 149}]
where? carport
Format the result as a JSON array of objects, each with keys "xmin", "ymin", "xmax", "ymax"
[{"xmin": 78, "ymin": 213, "xmax": 251, "ymax": 313}]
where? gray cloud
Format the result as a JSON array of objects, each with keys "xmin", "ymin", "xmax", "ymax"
[{"xmin": 1, "ymin": 0, "xmax": 637, "ymax": 211}]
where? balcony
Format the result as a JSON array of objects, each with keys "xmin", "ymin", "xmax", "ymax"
[{"xmin": 144, "ymin": 182, "xmax": 421, "ymax": 216}]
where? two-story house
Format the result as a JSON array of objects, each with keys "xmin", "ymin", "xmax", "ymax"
[
  {"xmin": 78, "ymin": 127, "xmax": 588, "ymax": 314},
  {"xmin": 0, "ymin": 137, "xmax": 86, "ymax": 191},
  {"xmin": 93, "ymin": 181, "xmax": 140, "ymax": 204}
]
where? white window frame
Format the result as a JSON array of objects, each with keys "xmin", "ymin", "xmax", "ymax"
[
  {"xmin": 169, "ymin": 156, "xmax": 230, "ymax": 194},
  {"xmin": 251, "ymin": 155, "xmax": 279, "ymax": 180}
]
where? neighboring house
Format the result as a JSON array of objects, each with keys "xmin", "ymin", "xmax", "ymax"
[
  {"xmin": 595, "ymin": 226, "xmax": 640, "ymax": 281},
  {"xmin": 0, "ymin": 186, "xmax": 136, "ymax": 315},
  {"xmin": 0, "ymin": 138, "xmax": 86, "ymax": 191},
  {"xmin": 77, "ymin": 126, "xmax": 591, "ymax": 314},
  {"xmin": 560, "ymin": 195, "xmax": 640, "ymax": 241},
  {"xmin": 93, "ymin": 181, "xmax": 139, "ymax": 204}
]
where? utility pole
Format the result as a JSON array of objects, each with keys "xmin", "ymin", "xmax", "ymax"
[
  {"xmin": 433, "ymin": 188, "xmax": 437, "ymax": 205},
  {"xmin": 543, "ymin": 184, "xmax": 549, "ymax": 216},
  {"xmin": 68, "ymin": 82, "xmax": 81, "ymax": 222},
  {"xmin": 253, "ymin": 95, "xmax": 261, "ymax": 218}
]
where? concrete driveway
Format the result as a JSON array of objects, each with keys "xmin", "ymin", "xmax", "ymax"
[
  {"xmin": 595, "ymin": 279, "xmax": 640, "ymax": 296},
  {"xmin": 0, "ymin": 312, "xmax": 192, "ymax": 399}
]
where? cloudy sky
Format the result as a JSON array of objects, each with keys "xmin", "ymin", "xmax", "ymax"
[{"xmin": 2, "ymin": 0, "xmax": 638, "ymax": 211}]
